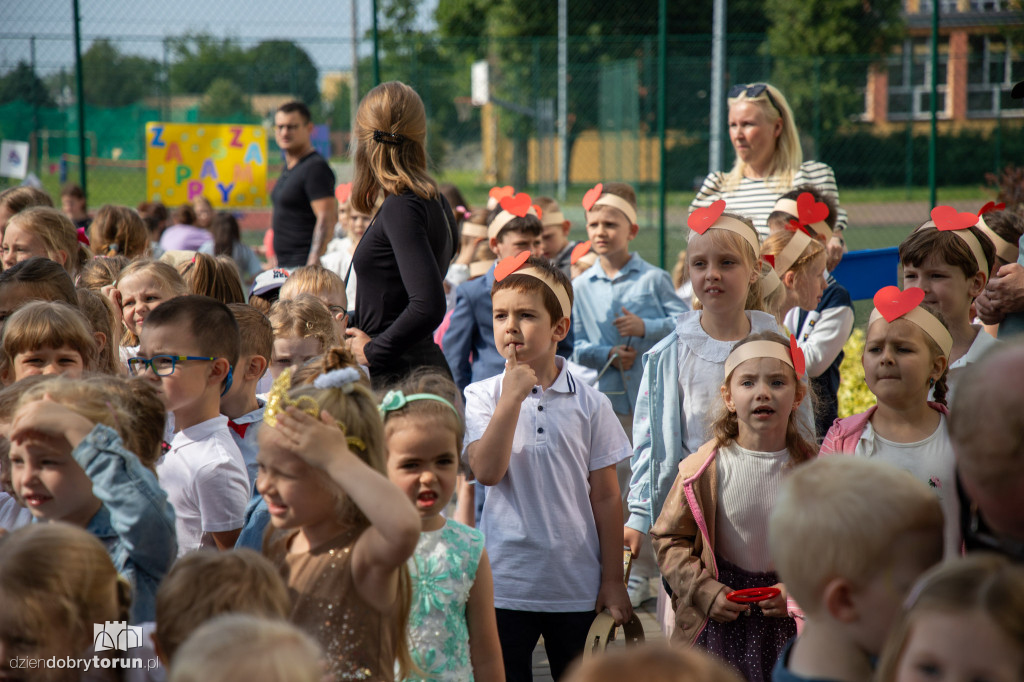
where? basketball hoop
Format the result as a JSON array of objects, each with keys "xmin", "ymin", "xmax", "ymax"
[{"xmin": 454, "ymin": 96, "xmax": 475, "ymax": 122}]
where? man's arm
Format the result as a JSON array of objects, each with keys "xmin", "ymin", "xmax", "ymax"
[{"xmin": 306, "ymin": 195, "xmax": 338, "ymax": 266}]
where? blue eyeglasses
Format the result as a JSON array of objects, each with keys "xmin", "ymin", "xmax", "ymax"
[
  {"xmin": 728, "ymin": 83, "xmax": 781, "ymax": 116},
  {"xmin": 127, "ymin": 354, "xmax": 218, "ymax": 377}
]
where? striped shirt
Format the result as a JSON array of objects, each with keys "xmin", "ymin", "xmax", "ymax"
[{"xmin": 690, "ymin": 160, "xmax": 848, "ymax": 238}]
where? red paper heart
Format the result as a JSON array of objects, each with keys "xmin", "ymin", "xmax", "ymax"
[
  {"xmin": 500, "ymin": 193, "xmax": 533, "ymax": 218},
  {"xmin": 489, "ymin": 185, "xmax": 515, "ymax": 202},
  {"xmin": 762, "ymin": 254, "xmax": 776, "ymax": 268},
  {"xmin": 494, "ymin": 250, "xmax": 532, "ymax": 281},
  {"xmin": 688, "ymin": 200, "xmax": 726, "ymax": 234},
  {"xmin": 582, "ymin": 183, "xmax": 604, "ymax": 211},
  {"xmin": 334, "ymin": 182, "xmax": 352, "ymax": 204},
  {"xmin": 571, "ymin": 241, "xmax": 592, "ymax": 265},
  {"xmin": 789, "ymin": 335, "xmax": 806, "ymax": 379},
  {"xmin": 873, "ymin": 286, "xmax": 925, "ymax": 322},
  {"xmin": 786, "ymin": 219, "xmax": 814, "ymax": 238},
  {"xmin": 978, "ymin": 201, "xmax": 1006, "ymax": 216},
  {"xmin": 533, "ymin": 205, "xmax": 543, "ymax": 220},
  {"xmin": 930, "ymin": 206, "xmax": 978, "ymax": 232},
  {"xmin": 796, "ymin": 192, "xmax": 830, "ymax": 225}
]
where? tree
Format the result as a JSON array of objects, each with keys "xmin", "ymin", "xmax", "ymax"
[
  {"xmin": 247, "ymin": 41, "xmax": 320, "ymax": 106},
  {"xmin": 765, "ymin": 0, "xmax": 905, "ymax": 135},
  {"xmin": 81, "ymin": 39, "xmax": 161, "ymax": 107},
  {"xmin": 0, "ymin": 62, "xmax": 55, "ymax": 108},
  {"xmin": 198, "ymin": 78, "xmax": 254, "ymax": 121},
  {"xmin": 168, "ymin": 33, "xmax": 249, "ymax": 95}
]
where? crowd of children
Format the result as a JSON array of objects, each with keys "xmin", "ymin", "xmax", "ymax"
[{"xmin": 1, "ymin": 84, "xmax": 1024, "ymax": 682}]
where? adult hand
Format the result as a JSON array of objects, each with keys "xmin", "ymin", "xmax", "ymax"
[
  {"xmin": 975, "ymin": 289, "xmax": 1006, "ymax": 325},
  {"xmin": 614, "ymin": 307, "xmax": 645, "ymax": 338},
  {"xmin": 345, "ymin": 327, "xmax": 371, "ymax": 365},
  {"xmin": 610, "ymin": 346, "xmax": 637, "ymax": 372},
  {"xmin": 826, "ymin": 234, "xmax": 845, "ymax": 272},
  {"xmin": 982, "ymin": 263, "xmax": 1024, "ymax": 317},
  {"xmin": 500, "ymin": 344, "xmax": 537, "ymax": 404}
]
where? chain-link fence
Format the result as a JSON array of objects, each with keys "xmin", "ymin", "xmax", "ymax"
[{"xmin": 2, "ymin": 2, "xmax": 1022, "ymax": 269}]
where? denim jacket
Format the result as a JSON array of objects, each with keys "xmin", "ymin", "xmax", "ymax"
[
  {"xmin": 626, "ymin": 310, "xmax": 781, "ymax": 534},
  {"xmin": 78, "ymin": 424, "xmax": 177, "ymax": 623}
]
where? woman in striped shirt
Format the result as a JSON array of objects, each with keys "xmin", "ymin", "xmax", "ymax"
[{"xmin": 690, "ymin": 83, "xmax": 847, "ymax": 269}]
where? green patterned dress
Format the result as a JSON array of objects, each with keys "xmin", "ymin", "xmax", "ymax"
[{"xmin": 404, "ymin": 519, "xmax": 485, "ymax": 681}]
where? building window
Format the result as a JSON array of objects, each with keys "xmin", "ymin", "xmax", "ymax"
[
  {"xmin": 887, "ymin": 38, "xmax": 949, "ymax": 120},
  {"xmin": 966, "ymin": 35, "xmax": 1024, "ymax": 117}
]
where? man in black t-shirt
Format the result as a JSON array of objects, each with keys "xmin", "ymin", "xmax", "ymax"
[{"xmin": 271, "ymin": 101, "xmax": 337, "ymax": 269}]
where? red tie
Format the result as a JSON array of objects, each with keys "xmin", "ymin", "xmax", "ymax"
[{"xmin": 227, "ymin": 420, "xmax": 249, "ymax": 439}]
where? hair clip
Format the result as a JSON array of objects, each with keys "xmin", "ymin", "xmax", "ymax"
[
  {"xmin": 76, "ymin": 227, "xmax": 90, "ymax": 247},
  {"xmin": 313, "ymin": 367, "xmax": 362, "ymax": 393},
  {"xmin": 454, "ymin": 205, "xmax": 471, "ymax": 219},
  {"xmin": 379, "ymin": 389, "xmax": 461, "ymax": 420},
  {"xmin": 265, "ymin": 368, "xmax": 366, "ymax": 451},
  {"xmin": 372, "ymin": 130, "xmax": 405, "ymax": 145}
]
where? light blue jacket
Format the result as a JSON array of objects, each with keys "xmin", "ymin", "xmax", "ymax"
[
  {"xmin": 77, "ymin": 424, "xmax": 178, "ymax": 623},
  {"xmin": 626, "ymin": 310, "xmax": 781, "ymax": 534},
  {"xmin": 572, "ymin": 255, "xmax": 688, "ymax": 415}
]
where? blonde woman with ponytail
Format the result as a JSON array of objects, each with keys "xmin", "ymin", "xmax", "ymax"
[{"xmin": 346, "ymin": 81, "xmax": 457, "ymax": 388}]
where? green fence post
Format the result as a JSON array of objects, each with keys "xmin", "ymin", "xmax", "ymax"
[
  {"xmin": 657, "ymin": 0, "xmax": 667, "ymax": 269},
  {"xmin": 72, "ymin": 0, "xmax": 87, "ymax": 196},
  {"xmin": 928, "ymin": 0, "xmax": 938, "ymax": 207},
  {"xmin": 372, "ymin": 0, "xmax": 381, "ymax": 86},
  {"xmin": 905, "ymin": 121, "xmax": 913, "ymax": 200}
]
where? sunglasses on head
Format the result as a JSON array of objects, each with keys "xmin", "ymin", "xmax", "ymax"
[{"xmin": 728, "ymin": 83, "xmax": 781, "ymax": 116}]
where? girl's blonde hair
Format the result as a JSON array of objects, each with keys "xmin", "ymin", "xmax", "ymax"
[
  {"xmin": 0, "ymin": 300, "xmax": 98, "ymax": 379},
  {"xmin": 671, "ymin": 249, "xmax": 689, "ymax": 291},
  {"xmin": 279, "ymin": 264, "xmax": 346, "ymax": 304},
  {"xmin": 88, "ymin": 204, "xmax": 149, "ymax": 259},
  {"xmin": 711, "ymin": 331, "xmax": 817, "ymax": 465},
  {"xmin": 381, "ymin": 369, "xmax": 465, "ymax": 454},
  {"xmin": 115, "ymin": 259, "xmax": 188, "ymax": 346},
  {"xmin": 760, "ymin": 230, "xmax": 825, "ymax": 323},
  {"xmin": 78, "ymin": 254, "xmax": 129, "ymax": 292},
  {"xmin": 0, "ymin": 523, "xmax": 130, "ymax": 672},
  {"xmin": 170, "ymin": 614, "xmax": 323, "ymax": 682},
  {"xmin": 76, "ymin": 287, "xmax": 121, "ymax": 375},
  {"xmin": 286, "ymin": 347, "xmax": 415, "ymax": 679},
  {"xmin": 868, "ymin": 304, "xmax": 951, "ymax": 407},
  {"xmin": 876, "ymin": 554, "xmax": 1024, "ymax": 682},
  {"xmin": 85, "ymin": 374, "xmax": 166, "ymax": 471},
  {"xmin": 6, "ymin": 206, "xmax": 91, "ymax": 276},
  {"xmin": 177, "ymin": 252, "xmax": 245, "ymax": 304},
  {"xmin": 351, "ymin": 81, "xmax": 438, "ymax": 215},
  {"xmin": 688, "ymin": 213, "xmax": 767, "ymax": 313},
  {"xmin": 268, "ymin": 294, "xmax": 338, "ymax": 349},
  {"xmin": 722, "ymin": 84, "xmax": 802, "ymax": 193}
]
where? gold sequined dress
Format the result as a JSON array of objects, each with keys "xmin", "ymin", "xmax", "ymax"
[{"xmin": 266, "ymin": 527, "xmax": 395, "ymax": 681}]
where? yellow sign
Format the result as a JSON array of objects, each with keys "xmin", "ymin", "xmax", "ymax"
[{"xmin": 145, "ymin": 122, "xmax": 267, "ymax": 208}]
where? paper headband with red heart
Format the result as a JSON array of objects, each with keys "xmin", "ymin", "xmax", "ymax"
[
  {"xmin": 487, "ymin": 193, "xmax": 539, "ymax": 240},
  {"xmin": 335, "ymin": 182, "xmax": 352, "ymax": 205},
  {"xmin": 869, "ymin": 286, "xmax": 952, "ymax": 359},
  {"xmin": 494, "ymin": 251, "xmax": 571, "ymax": 319},
  {"xmin": 571, "ymin": 240, "xmax": 596, "ymax": 267},
  {"xmin": 772, "ymin": 192, "xmax": 831, "ymax": 241},
  {"xmin": 687, "ymin": 200, "xmax": 760, "ymax": 255},
  {"xmin": 916, "ymin": 207, "xmax": 990, "ymax": 275},
  {"xmin": 582, "ymin": 183, "xmax": 638, "ymax": 226},
  {"xmin": 724, "ymin": 334, "xmax": 806, "ymax": 380},
  {"xmin": 974, "ymin": 202, "xmax": 1018, "ymax": 264},
  {"xmin": 760, "ymin": 254, "xmax": 784, "ymax": 296},
  {"xmin": 768, "ymin": 228, "xmax": 817, "ymax": 280}
]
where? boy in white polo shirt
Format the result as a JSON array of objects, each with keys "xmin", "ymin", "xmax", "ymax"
[
  {"xmin": 133, "ymin": 295, "xmax": 250, "ymax": 555},
  {"xmin": 465, "ymin": 255, "xmax": 632, "ymax": 681}
]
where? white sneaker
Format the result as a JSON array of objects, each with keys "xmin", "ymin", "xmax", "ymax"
[{"xmin": 627, "ymin": 575, "xmax": 656, "ymax": 608}]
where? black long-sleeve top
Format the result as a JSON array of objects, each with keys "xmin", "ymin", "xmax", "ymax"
[{"xmin": 350, "ymin": 190, "xmax": 455, "ymax": 369}]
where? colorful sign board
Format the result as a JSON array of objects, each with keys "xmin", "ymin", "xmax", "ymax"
[{"xmin": 145, "ymin": 122, "xmax": 267, "ymax": 208}]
